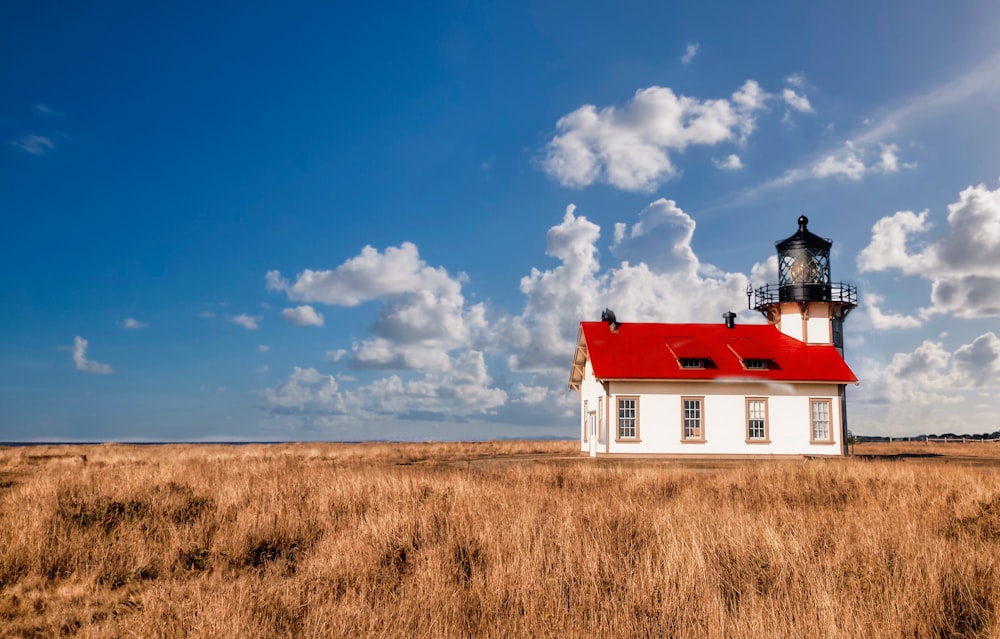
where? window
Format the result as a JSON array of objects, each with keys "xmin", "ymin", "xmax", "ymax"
[
  {"xmin": 810, "ymin": 399, "xmax": 833, "ymax": 443},
  {"xmin": 597, "ymin": 397, "xmax": 604, "ymax": 444},
  {"xmin": 681, "ymin": 397, "xmax": 705, "ymax": 442},
  {"xmin": 743, "ymin": 359, "xmax": 768, "ymax": 370},
  {"xmin": 616, "ymin": 397, "xmax": 639, "ymax": 441},
  {"xmin": 583, "ymin": 400, "xmax": 588, "ymax": 443},
  {"xmin": 679, "ymin": 358, "xmax": 709, "ymax": 369},
  {"xmin": 746, "ymin": 398, "xmax": 768, "ymax": 442}
]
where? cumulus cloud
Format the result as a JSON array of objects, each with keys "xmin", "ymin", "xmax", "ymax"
[
  {"xmin": 542, "ymin": 80, "xmax": 768, "ymax": 192},
  {"xmin": 781, "ymin": 88, "xmax": 813, "ymax": 113},
  {"xmin": 280, "ymin": 305, "xmax": 324, "ymax": 327},
  {"xmin": 785, "ymin": 74, "xmax": 805, "ymax": 88},
  {"xmin": 230, "ymin": 314, "xmax": 261, "ymax": 330},
  {"xmin": 496, "ymin": 200, "xmax": 757, "ymax": 374},
  {"xmin": 869, "ymin": 333, "xmax": 1000, "ymax": 406},
  {"xmin": 269, "ymin": 242, "xmax": 487, "ymax": 372},
  {"xmin": 856, "ymin": 210, "xmax": 931, "ymax": 274},
  {"xmin": 713, "ymin": 154, "xmax": 743, "ymax": 171},
  {"xmin": 263, "ymin": 353, "xmax": 507, "ymax": 422},
  {"xmin": 73, "ymin": 336, "xmax": 112, "ymax": 375},
  {"xmin": 266, "ymin": 243, "xmax": 460, "ymax": 306},
  {"xmin": 876, "ymin": 143, "xmax": 900, "ymax": 173},
  {"xmin": 808, "ymin": 140, "xmax": 913, "ymax": 182},
  {"xmin": 358, "ymin": 351, "xmax": 506, "ymax": 418},
  {"xmin": 11, "ymin": 134, "xmax": 54, "ymax": 156},
  {"xmin": 120, "ymin": 317, "xmax": 148, "ymax": 329},
  {"xmin": 265, "ymin": 241, "xmax": 501, "ymax": 422},
  {"xmin": 812, "ymin": 143, "xmax": 867, "ymax": 180},
  {"xmin": 864, "ymin": 293, "xmax": 922, "ymax": 330},
  {"xmin": 681, "ymin": 42, "xmax": 699, "ymax": 64},
  {"xmin": 260, "ymin": 367, "xmax": 347, "ymax": 414},
  {"xmin": 858, "ymin": 181, "xmax": 1000, "ymax": 318}
]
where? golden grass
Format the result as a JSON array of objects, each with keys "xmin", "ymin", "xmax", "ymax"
[{"xmin": 1, "ymin": 440, "xmax": 999, "ymax": 638}]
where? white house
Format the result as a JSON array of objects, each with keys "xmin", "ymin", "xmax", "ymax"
[{"xmin": 568, "ymin": 216, "xmax": 858, "ymax": 457}]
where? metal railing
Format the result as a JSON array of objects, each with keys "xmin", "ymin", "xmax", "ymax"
[{"xmin": 752, "ymin": 282, "xmax": 857, "ymax": 308}]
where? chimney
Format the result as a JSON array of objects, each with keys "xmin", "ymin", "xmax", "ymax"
[
  {"xmin": 601, "ymin": 308, "xmax": 620, "ymax": 333},
  {"xmin": 723, "ymin": 311, "xmax": 736, "ymax": 329}
]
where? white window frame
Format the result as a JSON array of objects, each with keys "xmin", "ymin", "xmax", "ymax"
[
  {"xmin": 616, "ymin": 396, "xmax": 639, "ymax": 442},
  {"xmin": 746, "ymin": 397, "xmax": 769, "ymax": 443},
  {"xmin": 681, "ymin": 396, "xmax": 705, "ymax": 442},
  {"xmin": 810, "ymin": 398, "xmax": 834, "ymax": 444}
]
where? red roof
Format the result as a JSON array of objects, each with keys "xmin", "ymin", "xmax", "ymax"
[{"xmin": 576, "ymin": 321, "xmax": 857, "ymax": 383}]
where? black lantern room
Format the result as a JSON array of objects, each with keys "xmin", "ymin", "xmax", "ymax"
[
  {"xmin": 777, "ymin": 216, "xmax": 832, "ymax": 302},
  {"xmin": 750, "ymin": 216, "xmax": 857, "ymax": 319}
]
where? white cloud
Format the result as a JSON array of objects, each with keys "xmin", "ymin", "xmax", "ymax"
[
  {"xmin": 812, "ymin": 143, "xmax": 866, "ymax": 180},
  {"xmin": 230, "ymin": 314, "xmax": 261, "ymax": 330},
  {"xmin": 497, "ymin": 200, "xmax": 755, "ymax": 374},
  {"xmin": 262, "ymin": 351, "xmax": 508, "ymax": 422},
  {"xmin": 852, "ymin": 50, "xmax": 1000, "ymax": 148},
  {"xmin": 120, "ymin": 317, "xmax": 148, "ymax": 329},
  {"xmin": 358, "ymin": 351, "xmax": 506, "ymax": 418},
  {"xmin": 270, "ymin": 242, "xmax": 487, "ymax": 372},
  {"xmin": 724, "ymin": 53, "xmax": 1000, "ymax": 208},
  {"xmin": 266, "ymin": 240, "xmax": 500, "ymax": 423},
  {"xmin": 856, "ymin": 210, "xmax": 931, "ymax": 274},
  {"xmin": 876, "ymin": 143, "xmax": 899, "ymax": 173},
  {"xmin": 858, "ymin": 181, "xmax": 1000, "ymax": 318},
  {"xmin": 862, "ymin": 333, "xmax": 1000, "ymax": 407},
  {"xmin": 72, "ymin": 336, "xmax": 112, "ymax": 375},
  {"xmin": 11, "ymin": 134, "xmax": 54, "ymax": 156},
  {"xmin": 260, "ymin": 367, "xmax": 347, "ymax": 414},
  {"xmin": 713, "ymin": 154, "xmax": 743, "ymax": 171},
  {"xmin": 681, "ymin": 42, "xmax": 699, "ymax": 64},
  {"xmin": 750, "ymin": 255, "xmax": 779, "ymax": 287},
  {"xmin": 267, "ymin": 243, "xmax": 461, "ymax": 306},
  {"xmin": 808, "ymin": 142, "xmax": 909, "ymax": 181},
  {"xmin": 280, "ymin": 305, "xmax": 325, "ymax": 327},
  {"xmin": 785, "ymin": 74, "xmax": 805, "ymax": 88},
  {"xmin": 258, "ymin": 344, "xmax": 270, "ymax": 352},
  {"xmin": 864, "ymin": 293, "xmax": 922, "ymax": 330},
  {"xmin": 781, "ymin": 88, "xmax": 813, "ymax": 113},
  {"xmin": 542, "ymin": 80, "xmax": 768, "ymax": 192}
]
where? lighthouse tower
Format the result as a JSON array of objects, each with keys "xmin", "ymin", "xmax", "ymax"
[{"xmin": 750, "ymin": 216, "xmax": 856, "ymax": 354}]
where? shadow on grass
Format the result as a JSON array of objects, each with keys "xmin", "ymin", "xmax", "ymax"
[{"xmin": 854, "ymin": 453, "xmax": 944, "ymax": 461}]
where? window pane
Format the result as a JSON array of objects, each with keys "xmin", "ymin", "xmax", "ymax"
[
  {"xmin": 683, "ymin": 399, "xmax": 702, "ymax": 439},
  {"xmin": 618, "ymin": 398, "xmax": 636, "ymax": 439},
  {"xmin": 811, "ymin": 401, "xmax": 830, "ymax": 440},
  {"xmin": 748, "ymin": 399, "xmax": 766, "ymax": 440}
]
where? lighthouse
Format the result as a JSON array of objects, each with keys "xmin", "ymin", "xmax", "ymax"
[
  {"xmin": 749, "ymin": 216, "xmax": 857, "ymax": 355},
  {"xmin": 569, "ymin": 215, "xmax": 858, "ymax": 458}
]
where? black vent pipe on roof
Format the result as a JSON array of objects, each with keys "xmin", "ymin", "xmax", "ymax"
[
  {"xmin": 723, "ymin": 311, "xmax": 736, "ymax": 329},
  {"xmin": 601, "ymin": 308, "xmax": 620, "ymax": 333}
]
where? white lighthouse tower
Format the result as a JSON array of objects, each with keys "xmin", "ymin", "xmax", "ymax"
[
  {"xmin": 750, "ymin": 216, "xmax": 857, "ymax": 355},
  {"xmin": 751, "ymin": 216, "xmax": 857, "ymax": 454}
]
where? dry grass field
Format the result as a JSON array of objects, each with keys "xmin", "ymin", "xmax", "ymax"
[{"xmin": 1, "ymin": 440, "xmax": 999, "ymax": 638}]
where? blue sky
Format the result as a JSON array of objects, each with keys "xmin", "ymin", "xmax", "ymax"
[{"xmin": 4, "ymin": 1, "xmax": 1000, "ymax": 441}]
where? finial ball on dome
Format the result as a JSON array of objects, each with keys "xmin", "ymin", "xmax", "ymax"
[{"xmin": 798, "ymin": 215, "xmax": 809, "ymax": 231}]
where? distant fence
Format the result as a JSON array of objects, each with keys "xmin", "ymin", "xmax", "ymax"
[
  {"xmin": 857, "ymin": 436, "xmax": 1000, "ymax": 444},
  {"xmin": 924, "ymin": 437, "xmax": 1000, "ymax": 443}
]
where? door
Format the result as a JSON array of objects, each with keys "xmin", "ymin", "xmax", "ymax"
[{"xmin": 588, "ymin": 411, "xmax": 597, "ymax": 457}]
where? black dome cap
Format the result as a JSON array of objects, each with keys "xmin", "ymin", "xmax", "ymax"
[{"xmin": 775, "ymin": 215, "xmax": 832, "ymax": 252}]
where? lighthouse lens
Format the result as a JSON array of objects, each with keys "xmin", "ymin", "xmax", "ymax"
[{"xmin": 789, "ymin": 251, "xmax": 820, "ymax": 284}]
